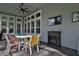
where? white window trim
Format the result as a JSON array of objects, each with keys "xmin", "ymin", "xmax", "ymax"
[
  {"xmin": 16, "ymin": 17, "xmax": 23, "ymax": 34},
  {"xmin": 24, "ymin": 10, "xmax": 41, "ymax": 34}
]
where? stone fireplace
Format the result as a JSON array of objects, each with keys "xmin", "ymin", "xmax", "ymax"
[{"xmin": 48, "ymin": 31, "xmax": 61, "ymax": 47}]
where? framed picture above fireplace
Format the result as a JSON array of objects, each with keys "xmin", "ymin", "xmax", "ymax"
[
  {"xmin": 48, "ymin": 15, "xmax": 62, "ymax": 26},
  {"xmin": 72, "ymin": 11, "xmax": 79, "ymax": 22}
]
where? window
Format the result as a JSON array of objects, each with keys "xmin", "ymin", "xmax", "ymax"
[
  {"xmin": 17, "ymin": 23, "xmax": 21, "ymax": 34},
  {"xmin": 28, "ymin": 17, "xmax": 30, "ymax": 20},
  {"xmin": 36, "ymin": 19, "xmax": 40, "ymax": 33},
  {"xmin": 1, "ymin": 21, "xmax": 14, "ymax": 33},
  {"xmin": 36, "ymin": 28, "xmax": 40, "ymax": 33},
  {"xmin": 1, "ymin": 21, "xmax": 7, "ymax": 33},
  {"xmin": 25, "ymin": 19, "xmax": 27, "ymax": 21},
  {"xmin": 24, "ymin": 23, "xmax": 27, "ymax": 33},
  {"xmin": 9, "ymin": 17, "xmax": 14, "ymax": 21},
  {"xmin": 27, "ymin": 22, "xmax": 30, "ymax": 33},
  {"xmin": 17, "ymin": 19, "xmax": 21, "ymax": 22},
  {"xmin": 1, "ymin": 21, "xmax": 7, "ymax": 27},
  {"xmin": 1, "ymin": 28, "xmax": 6, "ymax": 33},
  {"xmin": 9, "ymin": 23, "xmax": 13, "ymax": 28},
  {"xmin": 25, "ymin": 23, "xmax": 28, "ymax": 33},
  {"xmin": 1, "ymin": 16, "xmax": 7, "ymax": 20},
  {"xmin": 31, "ymin": 15, "xmax": 34, "ymax": 19},
  {"xmin": 36, "ymin": 12, "xmax": 40, "ymax": 17},
  {"xmin": 36, "ymin": 19, "xmax": 40, "ymax": 27},
  {"xmin": 24, "ymin": 10, "xmax": 41, "ymax": 34},
  {"xmin": 9, "ymin": 22, "xmax": 14, "ymax": 33},
  {"xmin": 31, "ymin": 21, "xmax": 34, "ymax": 33},
  {"xmin": 9, "ymin": 29, "xmax": 13, "ymax": 33}
]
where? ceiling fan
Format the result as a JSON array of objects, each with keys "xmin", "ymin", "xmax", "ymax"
[{"xmin": 13, "ymin": 3, "xmax": 31, "ymax": 14}]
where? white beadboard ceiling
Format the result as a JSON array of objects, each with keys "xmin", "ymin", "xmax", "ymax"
[{"xmin": 0, "ymin": 3, "xmax": 47, "ymax": 17}]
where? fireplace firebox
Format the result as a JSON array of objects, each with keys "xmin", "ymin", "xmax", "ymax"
[{"xmin": 48, "ymin": 31, "xmax": 61, "ymax": 47}]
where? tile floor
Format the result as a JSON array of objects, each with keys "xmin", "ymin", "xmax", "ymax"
[{"xmin": 0, "ymin": 40, "xmax": 78, "ymax": 56}]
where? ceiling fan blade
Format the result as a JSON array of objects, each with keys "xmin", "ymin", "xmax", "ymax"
[
  {"xmin": 24, "ymin": 10, "xmax": 30, "ymax": 14},
  {"xmin": 25, "ymin": 7, "xmax": 28, "ymax": 9},
  {"xmin": 21, "ymin": 3, "xmax": 24, "ymax": 8},
  {"xmin": 22, "ymin": 11, "xmax": 25, "ymax": 14},
  {"xmin": 13, "ymin": 7, "xmax": 19, "ymax": 10},
  {"xmin": 19, "ymin": 5, "xmax": 21, "ymax": 8},
  {"xmin": 26, "ymin": 10, "xmax": 31, "ymax": 13}
]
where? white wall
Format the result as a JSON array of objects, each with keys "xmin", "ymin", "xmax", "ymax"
[{"xmin": 41, "ymin": 4, "xmax": 79, "ymax": 50}]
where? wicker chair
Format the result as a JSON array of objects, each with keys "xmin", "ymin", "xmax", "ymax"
[
  {"xmin": 5, "ymin": 34, "xmax": 19, "ymax": 55},
  {"xmin": 24, "ymin": 34, "xmax": 40, "ymax": 55}
]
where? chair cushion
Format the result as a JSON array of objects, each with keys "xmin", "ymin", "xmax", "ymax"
[
  {"xmin": 31, "ymin": 35, "xmax": 38, "ymax": 46},
  {"xmin": 6, "ymin": 34, "xmax": 18, "ymax": 53},
  {"xmin": 10, "ymin": 45, "xmax": 17, "ymax": 53},
  {"xmin": 8, "ymin": 35, "xmax": 17, "ymax": 44}
]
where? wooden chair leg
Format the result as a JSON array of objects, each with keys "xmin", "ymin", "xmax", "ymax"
[
  {"xmin": 25, "ymin": 44, "xmax": 27, "ymax": 51},
  {"xmin": 6, "ymin": 45, "xmax": 10, "ymax": 55},
  {"xmin": 18, "ymin": 42, "xmax": 20, "ymax": 51},
  {"xmin": 37, "ymin": 44, "xmax": 39, "ymax": 52},
  {"xmin": 29, "ymin": 46, "xmax": 32, "ymax": 55}
]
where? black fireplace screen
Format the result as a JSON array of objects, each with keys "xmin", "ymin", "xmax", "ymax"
[{"xmin": 48, "ymin": 31, "xmax": 61, "ymax": 47}]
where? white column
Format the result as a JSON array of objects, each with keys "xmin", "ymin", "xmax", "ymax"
[{"xmin": 6, "ymin": 26, "xmax": 9, "ymax": 34}]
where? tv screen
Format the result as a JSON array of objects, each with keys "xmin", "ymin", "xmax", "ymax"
[
  {"xmin": 48, "ymin": 18, "xmax": 55, "ymax": 26},
  {"xmin": 48, "ymin": 15, "xmax": 62, "ymax": 26}
]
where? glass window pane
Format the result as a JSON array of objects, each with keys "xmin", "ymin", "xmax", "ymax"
[
  {"xmin": 28, "ymin": 22, "xmax": 30, "ymax": 29},
  {"xmin": 26, "ymin": 29, "xmax": 28, "ymax": 33},
  {"xmin": 36, "ymin": 19, "xmax": 40, "ymax": 27},
  {"xmin": 31, "ymin": 21, "xmax": 34, "ymax": 33},
  {"xmin": 2, "ymin": 28, "xmax": 6, "ymax": 33},
  {"xmin": 9, "ymin": 22, "xmax": 14, "ymax": 28},
  {"xmin": 1, "ymin": 21, "xmax": 7, "ymax": 26},
  {"xmin": 25, "ymin": 19, "xmax": 27, "ymax": 21},
  {"xmin": 28, "ymin": 29, "xmax": 30, "ymax": 33},
  {"xmin": 28, "ymin": 17, "xmax": 30, "ymax": 20},
  {"xmin": 9, "ymin": 29, "xmax": 13, "ymax": 33},
  {"xmin": 36, "ymin": 13, "xmax": 40, "ymax": 17},
  {"xmin": 24, "ymin": 23, "xmax": 27, "ymax": 33},
  {"xmin": 17, "ymin": 19, "xmax": 21, "ymax": 22},
  {"xmin": 9, "ymin": 22, "xmax": 14, "ymax": 33},
  {"xmin": 27, "ymin": 22, "xmax": 30, "ymax": 33},
  {"xmin": 1, "ymin": 16, "xmax": 7, "ymax": 19},
  {"xmin": 25, "ymin": 29, "xmax": 26, "ymax": 33},
  {"xmin": 9, "ymin": 17, "xmax": 14, "ymax": 21},
  {"xmin": 31, "ymin": 21, "xmax": 34, "ymax": 28},
  {"xmin": 25, "ymin": 23, "xmax": 26, "ymax": 29},
  {"xmin": 36, "ymin": 28, "xmax": 40, "ymax": 33},
  {"xmin": 31, "ymin": 29, "xmax": 34, "ymax": 33},
  {"xmin": 31, "ymin": 15, "xmax": 34, "ymax": 19},
  {"xmin": 17, "ymin": 24, "xmax": 21, "ymax": 34}
]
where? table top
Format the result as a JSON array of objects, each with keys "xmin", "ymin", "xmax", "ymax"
[
  {"xmin": 16, "ymin": 35, "xmax": 32, "ymax": 39},
  {"xmin": 16, "ymin": 36, "xmax": 26, "ymax": 38}
]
